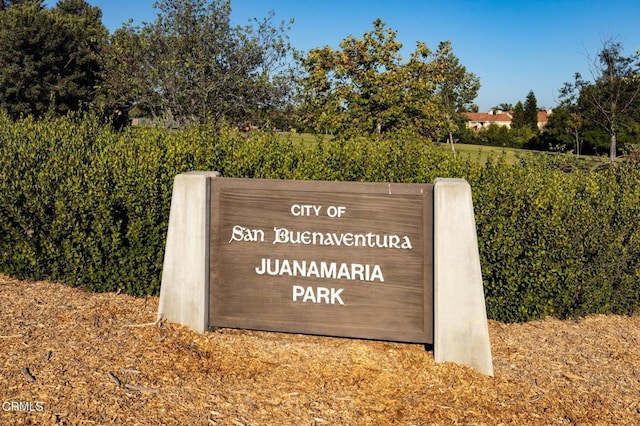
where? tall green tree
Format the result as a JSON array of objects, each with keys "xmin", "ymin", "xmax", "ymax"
[
  {"xmin": 51, "ymin": 0, "xmax": 106, "ymax": 114},
  {"xmin": 300, "ymin": 19, "xmax": 406, "ymax": 136},
  {"xmin": 560, "ymin": 38, "xmax": 640, "ymax": 161},
  {"xmin": 534, "ymin": 107, "xmax": 573, "ymax": 152},
  {"xmin": 524, "ymin": 90, "xmax": 538, "ymax": 131},
  {"xmin": 510, "ymin": 101, "xmax": 526, "ymax": 129},
  {"xmin": 96, "ymin": 24, "xmax": 156, "ymax": 128},
  {"xmin": 431, "ymin": 40, "xmax": 480, "ymax": 149},
  {"xmin": 299, "ymin": 19, "xmax": 479, "ymax": 139},
  {"xmin": 401, "ymin": 41, "xmax": 441, "ymax": 138},
  {"xmin": 0, "ymin": 0, "xmax": 106, "ymax": 119},
  {"xmin": 100, "ymin": 0, "xmax": 297, "ymax": 127}
]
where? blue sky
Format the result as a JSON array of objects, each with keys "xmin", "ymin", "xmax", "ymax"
[{"xmin": 49, "ymin": 0, "xmax": 640, "ymax": 111}]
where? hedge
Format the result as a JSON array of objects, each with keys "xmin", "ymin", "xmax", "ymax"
[
  {"xmin": 1, "ymin": 114, "xmax": 639, "ymax": 321},
  {"xmin": 471, "ymin": 156, "xmax": 640, "ymax": 321}
]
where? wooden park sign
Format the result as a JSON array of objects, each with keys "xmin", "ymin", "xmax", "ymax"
[
  {"xmin": 158, "ymin": 172, "xmax": 493, "ymax": 375},
  {"xmin": 211, "ymin": 178, "xmax": 433, "ymax": 343}
]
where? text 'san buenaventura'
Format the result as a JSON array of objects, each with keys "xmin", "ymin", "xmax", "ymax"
[{"xmin": 229, "ymin": 225, "xmax": 412, "ymax": 250}]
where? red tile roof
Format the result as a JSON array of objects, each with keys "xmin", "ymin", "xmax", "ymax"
[
  {"xmin": 537, "ymin": 110, "xmax": 549, "ymax": 123},
  {"xmin": 463, "ymin": 112, "xmax": 512, "ymax": 123}
]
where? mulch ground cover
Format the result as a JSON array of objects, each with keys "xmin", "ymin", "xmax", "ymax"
[{"xmin": 1, "ymin": 273, "xmax": 639, "ymax": 425}]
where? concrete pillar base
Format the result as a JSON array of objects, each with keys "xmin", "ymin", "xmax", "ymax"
[
  {"xmin": 157, "ymin": 171, "xmax": 219, "ymax": 333},
  {"xmin": 434, "ymin": 178, "xmax": 493, "ymax": 376}
]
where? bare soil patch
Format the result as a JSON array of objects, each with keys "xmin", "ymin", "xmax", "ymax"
[{"xmin": 1, "ymin": 274, "xmax": 639, "ymax": 425}]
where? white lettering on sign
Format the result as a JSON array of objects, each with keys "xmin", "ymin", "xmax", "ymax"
[
  {"xmin": 226, "ymin": 201, "xmax": 417, "ymax": 307},
  {"xmin": 292, "ymin": 285, "xmax": 344, "ymax": 305},
  {"xmin": 229, "ymin": 225, "xmax": 265, "ymax": 243},
  {"xmin": 255, "ymin": 258, "xmax": 384, "ymax": 282},
  {"xmin": 290, "ymin": 204, "xmax": 322, "ymax": 216},
  {"xmin": 326, "ymin": 205, "xmax": 346, "ymax": 218},
  {"xmin": 272, "ymin": 227, "xmax": 412, "ymax": 249},
  {"xmin": 290, "ymin": 204, "xmax": 347, "ymax": 218}
]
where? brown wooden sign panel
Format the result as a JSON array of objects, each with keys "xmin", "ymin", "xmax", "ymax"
[{"xmin": 209, "ymin": 178, "xmax": 433, "ymax": 344}]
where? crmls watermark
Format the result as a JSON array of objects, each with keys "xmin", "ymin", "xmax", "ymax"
[{"xmin": 2, "ymin": 401, "xmax": 44, "ymax": 412}]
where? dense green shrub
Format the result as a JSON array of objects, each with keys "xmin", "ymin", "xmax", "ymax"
[
  {"xmin": 1, "ymin": 113, "xmax": 639, "ymax": 321},
  {"xmin": 471, "ymin": 155, "xmax": 640, "ymax": 321},
  {"xmin": 0, "ymin": 115, "xmax": 220, "ymax": 294}
]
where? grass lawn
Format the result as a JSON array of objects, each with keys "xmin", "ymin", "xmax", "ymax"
[
  {"xmin": 276, "ymin": 131, "xmax": 542, "ymax": 163},
  {"xmin": 274, "ymin": 132, "xmax": 603, "ymax": 167}
]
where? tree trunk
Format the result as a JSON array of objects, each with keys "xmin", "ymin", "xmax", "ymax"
[{"xmin": 610, "ymin": 132, "xmax": 617, "ymax": 162}]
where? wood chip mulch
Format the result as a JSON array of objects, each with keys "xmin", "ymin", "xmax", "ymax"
[{"xmin": 1, "ymin": 273, "xmax": 639, "ymax": 425}]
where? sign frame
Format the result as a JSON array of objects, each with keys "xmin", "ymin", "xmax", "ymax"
[{"xmin": 158, "ymin": 172, "xmax": 493, "ymax": 375}]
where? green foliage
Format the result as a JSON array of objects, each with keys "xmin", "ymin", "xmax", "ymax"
[
  {"xmin": 523, "ymin": 90, "xmax": 538, "ymax": 131},
  {"xmin": 1, "ymin": 114, "xmax": 640, "ymax": 322},
  {"xmin": 0, "ymin": 114, "xmax": 467, "ymax": 294},
  {"xmin": 531, "ymin": 107, "xmax": 574, "ymax": 152},
  {"xmin": 99, "ymin": 0, "xmax": 298, "ymax": 128},
  {"xmin": 432, "ymin": 41, "xmax": 481, "ymax": 144},
  {"xmin": 94, "ymin": 25, "xmax": 153, "ymax": 129},
  {"xmin": 0, "ymin": 0, "xmax": 106, "ymax": 119},
  {"xmin": 559, "ymin": 38, "xmax": 640, "ymax": 161},
  {"xmin": 472, "ymin": 155, "xmax": 640, "ymax": 321},
  {"xmin": 0, "ymin": 113, "xmax": 219, "ymax": 294},
  {"xmin": 459, "ymin": 124, "xmax": 535, "ymax": 149},
  {"xmin": 0, "ymin": 0, "xmax": 298, "ymax": 128},
  {"xmin": 299, "ymin": 20, "xmax": 479, "ymax": 140},
  {"xmin": 510, "ymin": 101, "xmax": 526, "ymax": 130}
]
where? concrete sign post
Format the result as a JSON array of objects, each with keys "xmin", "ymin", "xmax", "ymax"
[
  {"xmin": 158, "ymin": 173, "xmax": 493, "ymax": 376},
  {"xmin": 433, "ymin": 178, "xmax": 493, "ymax": 376}
]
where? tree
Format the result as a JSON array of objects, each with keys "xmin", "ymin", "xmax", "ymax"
[
  {"xmin": 100, "ymin": 0, "xmax": 297, "ymax": 127},
  {"xmin": 493, "ymin": 103, "xmax": 513, "ymax": 113},
  {"xmin": 0, "ymin": 0, "xmax": 33, "ymax": 11},
  {"xmin": 395, "ymin": 40, "xmax": 436, "ymax": 138},
  {"xmin": 560, "ymin": 38, "xmax": 640, "ymax": 161},
  {"xmin": 300, "ymin": 19, "xmax": 407, "ymax": 136},
  {"xmin": 431, "ymin": 40, "xmax": 480, "ymax": 150},
  {"xmin": 534, "ymin": 107, "xmax": 573, "ymax": 152},
  {"xmin": 0, "ymin": 0, "xmax": 107, "ymax": 119},
  {"xmin": 568, "ymin": 112, "xmax": 584, "ymax": 155},
  {"xmin": 462, "ymin": 104, "xmax": 479, "ymax": 113},
  {"xmin": 510, "ymin": 101, "xmax": 526, "ymax": 129},
  {"xmin": 51, "ymin": 0, "xmax": 106, "ymax": 114},
  {"xmin": 96, "ymin": 24, "xmax": 158, "ymax": 128},
  {"xmin": 524, "ymin": 90, "xmax": 538, "ymax": 131},
  {"xmin": 299, "ymin": 19, "xmax": 479, "ymax": 139}
]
